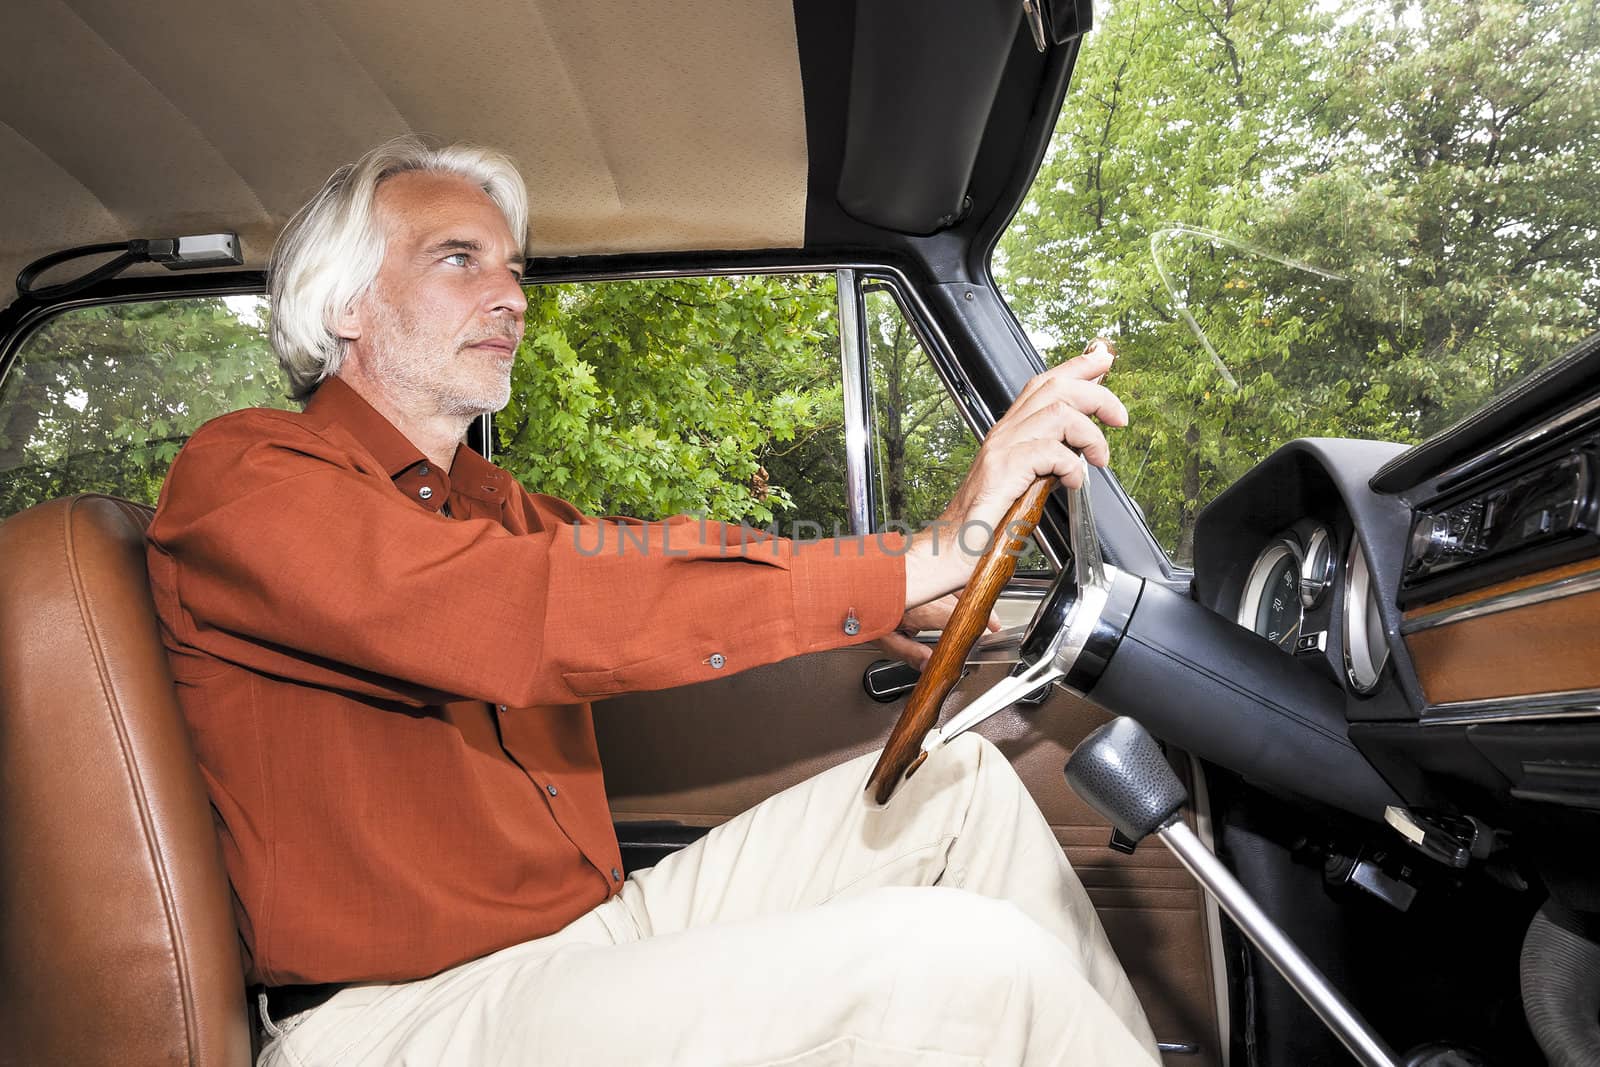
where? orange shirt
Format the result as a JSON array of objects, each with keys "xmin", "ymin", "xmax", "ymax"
[{"xmin": 146, "ymin": 377, "xmax": 907, "ymax": 986}]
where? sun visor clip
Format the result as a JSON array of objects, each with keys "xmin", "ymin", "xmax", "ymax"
[{"xmin": 16, "ymin": 233, "xmax": 243, "ymax": 301}]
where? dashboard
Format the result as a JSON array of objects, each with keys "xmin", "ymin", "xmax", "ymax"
[
  {"xmin": 1189, "ymin": 437, "xmax": 1414, "ymax": 723},
  {"xmin": 1183, "ymin": 331, "xmax": 1600, "ymax": 914}
]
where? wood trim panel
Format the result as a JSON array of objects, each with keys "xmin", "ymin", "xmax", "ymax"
[{"xmin": 1405, "ymin": 557, "xmax": 1600, "ymax": 704}]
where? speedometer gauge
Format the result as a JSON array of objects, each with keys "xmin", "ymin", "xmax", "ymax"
[{"xmin": 1236, "ymin": 540, "xmax": 1304, "ymax": 650}]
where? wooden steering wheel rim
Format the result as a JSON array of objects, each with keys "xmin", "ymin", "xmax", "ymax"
[{"xmin": 865, "ymin": 475, "xmax": 1059, "ymax": 804}]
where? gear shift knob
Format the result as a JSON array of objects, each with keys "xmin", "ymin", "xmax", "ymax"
[{"xmin": 1064, "ymin": 717, "xmax": 1188, "ymax": 842}]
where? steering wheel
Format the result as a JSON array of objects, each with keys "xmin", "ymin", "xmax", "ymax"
[{"xmin": 866, "ymin": 463, "xmax": 1142, "ymax": 804}]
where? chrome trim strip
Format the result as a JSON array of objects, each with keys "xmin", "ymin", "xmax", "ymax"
[
  {"xmin": 1400, "ymin": 567, "xmax": 1600, "ymax": 633},
  {"xmin": 835, "ymin": 269, "xmax": 874, "ymax": 536},
  {"xmin": 1433, "ymin": 390, "xmax": 1600, "ymax": 490},
  {"xmin": 1422, "ymin": 687, "xmax": 1600, "ymax": 725},
  {"xmin": 475, "ymin": 412, "xmax": 493, "ymax": 463},
  {"xmin": 858, "ymin": 272, "xmax": 995, "ymax": 433}
]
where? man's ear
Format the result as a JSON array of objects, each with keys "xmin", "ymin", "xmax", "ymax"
[{"xmin": 334, "ymin": 293, "xmax": 364, "ymax": 343}]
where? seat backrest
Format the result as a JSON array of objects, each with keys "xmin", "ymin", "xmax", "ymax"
[{"xmin": 0, "ymin": 496, "xmax": 250, "ymax": 1067}]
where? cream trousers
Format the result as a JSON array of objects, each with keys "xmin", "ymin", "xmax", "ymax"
[{"xmin": 258, "ymin": 734, "xmax": 1160, "ymax": 1066}]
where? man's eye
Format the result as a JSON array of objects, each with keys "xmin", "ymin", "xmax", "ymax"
[{"xmin": 444, "ymin": 253, "xmax": 471, "ymax": 267}]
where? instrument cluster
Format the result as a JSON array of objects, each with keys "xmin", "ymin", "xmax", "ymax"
[{"xmin": 1234, "ymin": 521, "xmax": 1390, "ymax": 694}]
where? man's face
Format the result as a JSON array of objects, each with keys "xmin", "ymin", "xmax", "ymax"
[{"xmin": 345, "ymin": 171, "xmax": 528, "ymax": 417}]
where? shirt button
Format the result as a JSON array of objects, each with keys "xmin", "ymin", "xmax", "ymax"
[
  {"xmin": 611, "ymin": 867, "xmax": 622, "ymax": 882},
  {"xmin": 546, "ymin": 783, "xmax": 559, "ymax": 797},
  {"xmin": 843, "ymin": 609, "xmax": 860, "ymax": 636},
  {"xmin": 708, "ymin": 653, "xmax": 725, "ymax": 669},
  {"xmin": 496, "ymin": 704, "xmax": 507, "ymax": 713},
  {"xmin": 419, "ymin": 486, "xmax": 434, "ymax": 501}
]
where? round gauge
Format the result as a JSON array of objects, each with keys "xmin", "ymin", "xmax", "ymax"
[
  {"xmin": 1343, "ymin": 539, "xmax": 1390, "ymax": 693},
  {"xmin": 1236, "ymin": 541, "xmax": 1305, "ymax": 651},
  {"xmin": 1299, "ymin": 526, "xmax": 1335, "ymax": 608}
]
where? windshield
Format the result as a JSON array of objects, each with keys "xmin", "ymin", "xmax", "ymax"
[{"xmin": 995, "ymin": 0, "xmax": 1600, "ymax": 565}]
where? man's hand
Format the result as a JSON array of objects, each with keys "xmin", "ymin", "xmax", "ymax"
[
  {"xmin": 876, "ymin": 593, "xmax": 1002, "ymax": 670},
  {"xmin": 902, "ymin": 338, "xmax": 1125, "ymax": 609}
]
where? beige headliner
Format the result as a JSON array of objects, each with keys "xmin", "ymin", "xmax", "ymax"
[{"xmin": 3, "ymin": 0, "xmax": 809, "ymax": 301}]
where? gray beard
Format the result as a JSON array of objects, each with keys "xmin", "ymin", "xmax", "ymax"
[{"xmin": 366, "ymin": 301, "xmax": 513, "ymax": 417}]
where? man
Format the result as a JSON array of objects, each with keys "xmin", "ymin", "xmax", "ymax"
[{"xmin": 147, "ymin": 138, "xmax": 1158, "ymax": 1065}]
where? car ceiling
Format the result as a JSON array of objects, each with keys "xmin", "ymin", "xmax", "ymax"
[
  {"xmin": 3, "ymin": 0, "xmax": 812, "ymax": 299},
  {"xmin": 4, "ymin": 0, "xmax": 1077, "ymax": 310}
]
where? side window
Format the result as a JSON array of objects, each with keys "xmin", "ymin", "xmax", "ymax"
[
  {"xmin": 500, "ymin": 273, "xmax": 850, "ymax": 530},
  {"xmin": 0, "ymin": 296, "xmax": 285, "ymax": 518},
  {"xmin": 862, "ymin": 282, "xmax": 1052, "ymax": 573}
]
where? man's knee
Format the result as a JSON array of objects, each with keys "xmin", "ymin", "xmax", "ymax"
[
  {"xmin": 944, "ymin": 732, "xmax": 1030, "ymax": 802},
  {"xmin": 844, "ymin": 886, "xmax": 1071, "ymax": 987}
]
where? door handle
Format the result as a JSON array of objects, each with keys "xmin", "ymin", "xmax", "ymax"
[
  {"xmin": 862, "ymin": 658, "xmax": 1054, "ymax": 706},
  {"xmin": 862, "ymin": 659, "xmax": 921, "ymax": 702}
]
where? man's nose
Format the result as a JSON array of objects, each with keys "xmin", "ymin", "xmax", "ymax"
[{"xmin": 488, "ymin": 269, "xmax": 528, "ymax": 320}]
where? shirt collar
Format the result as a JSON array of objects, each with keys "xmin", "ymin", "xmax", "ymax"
[{"xmin": 304, "ymin": 376, "xmax": 511, "ymax": 508}]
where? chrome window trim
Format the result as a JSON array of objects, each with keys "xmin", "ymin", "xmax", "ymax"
[
  {"xmin": 1399, "ymin": 566, "xmax": 1600, "ymax": 633},
  {"xmin": 1421, "ymin": 687, "xmax": 1600, "ymax": 725},
  {"xmin": 859, "ymin": 276, "xmax": 994, "ymax": 439},
  {"xmin": 835, "ymin": 269, "xmax": 875, "ymax": 536},
  {"xmin": 473, "ymin": 412, "xmax": 493, "ymax": 463}
]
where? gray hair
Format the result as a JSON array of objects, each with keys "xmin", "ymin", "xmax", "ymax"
[{"xmin": 267, "ymin": 137, "xmax": 530, "ymax": 400}]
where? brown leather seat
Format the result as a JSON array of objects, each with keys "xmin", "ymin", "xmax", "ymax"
[{"xmin": 0, "ymin": 496, "xmax": 251, "ymax": 1066}]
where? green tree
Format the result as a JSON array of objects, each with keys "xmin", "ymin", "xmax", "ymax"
[
  {"xmin": 864, "ymin": 286, "xmax": 977, "ymax": 528},
  {"xmin": 997, "ymin": 0, "xmax": 1600, "ymax": 563},
  {"xmin": 0, "ymin": 297, "xmax": 287, "ymax": 515},
  {"xmin": 497, "ymin": 275, "xmax": 848, "ymax": 527},
  {"xmin": 1, "ymin": 278, "xmax": 855, "ymax": 530}
]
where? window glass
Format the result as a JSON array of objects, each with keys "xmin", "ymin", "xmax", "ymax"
[
  {"xmin": 863, "ymin": 283, "xmax": 1051, "ymax": 573},
  {"xmin": 0, "ymin": 274, "xmax": 870, "ymax": 543},
  {"xmin": 0, "ymin": 296, "xmax": 284, "ymax": 517},
  {"xmin": 994, "ymin": 0, "xmax": 1600, "ymax": 566},
  {"xmin": 503, "ymin": 273, "xmax": 849, "ymax": 529}
]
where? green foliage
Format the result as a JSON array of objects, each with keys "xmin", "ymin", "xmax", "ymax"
[
  {"xmin": 865, "ymin": 287, "xmax": 978, "ymax": 529},
  {"xmin": 0, "ymin": 278, "xmax": 912, "ymax": 537},
  {"xmin": 997, "ymin": 0, "xmax": 1600, "ymax": 564},
  {"xmin": 497, "ymin": 275, "xmax": 849, "ymax": 527},
  {"xmin": 0, "ymin": 297, "xmax": 289, "ymax": 515}
]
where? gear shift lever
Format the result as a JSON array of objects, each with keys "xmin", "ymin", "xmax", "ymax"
[{"xmin": 1066, "ymin": 718, "xmax": 1402, "ymax": 1067}]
